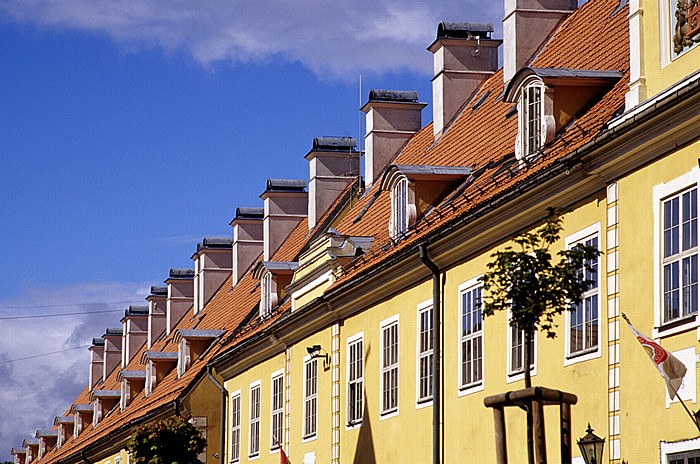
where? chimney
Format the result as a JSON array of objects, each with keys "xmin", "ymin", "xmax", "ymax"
[
  {"xmin": 165, "ymin": 269, "xmax": 194, "ymax": 335},
  {"xmin": 306, "ymin": 137, "xmax": 360, "ymax": 230},
  {"xmin": 503, "ymin": 0, "xmax": 577, "ymax": 83},
  {"xmin": 429, "ymin": 22, "xmax": 501, "ymax": 137},
  {"xmin": 146, "ymin": 286, "xmax": 167, "ymax": 348},
  {"xmin": 261, "ymin": 179, "xmax": 308, "ymax": 261},
  {"xmin": 230, "ymin": 207, "xmax": 264, "ymax": 286},
  {"xmin": 88, "ymin": 338, "xmax": 105, "ymax": 389},
  {"xmin": 192, "ymin": 237, "xmax": 233, "ymax": 314},
  {"xmin": 121, "ymin": 306, "xmax": 149, "ymax": 367},
  {"xmin": 102, "ymin": 328, "xmax": 123, "ymax": 380},
  {"xmin": 361, "ymin": 90, "xmax": 427, "ymax": 187}
]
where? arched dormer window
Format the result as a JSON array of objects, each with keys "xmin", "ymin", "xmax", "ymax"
[
  {"xmin": 520, "ymin": 78, "xmax": 545, "ymax": 160},
  {"xmin": 391, "ymin": 176, "xmax": 409, "ymax": 239}
]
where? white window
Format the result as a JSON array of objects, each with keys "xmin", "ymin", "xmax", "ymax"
[
  {"xmin": 416, "ymin": 301, "xmax": 433, "ymax": 404},
  {"xmin": 261, "ymin": 272, "xmax": 273, "ymax": 318},
  {"xmin": 177, "ymin": 339, "xmax": 190, "ymax": 378},
  {"xmin": 662, "ymin": 188, "xmax": 698, "ymax": 323},
  {"xmin": 249, "ymin": 382, "xmax": 261, "ymax": 457},
  {"xmin": 507, "ymin": 314, "xmax": 536, "ymax": 380},
  {"xmin": 270, "ymin": 371, "xmax": 284, "ymax": 450},
  {"xmin": 303, "ymin": 358, "xmax": 318, "ymax": 439},
  {"xmin": 230, "ymin": 391, "xmax": 241, "ymax": 463},
  {"xmin": 565, "ymin": 224, "xmax": 601, "ymax": 363},
  {"xmin": 391, "ymin": 176, "xmax": 409, "ymax": 239},
  {"xmin": 662, "ymin": 438, "xmax": 700, "ymax": 464},
  {"xmin": 347, "ymin": 334, "xmax": 364, "ymax": 426},
  {"xmin": 380, "ymin": 316, "xmax": 399, "ymax": 416},
  {"xmin": 518, "ymin": 79, "xmax": 545, "ymax": 161},
  {"xmin": 459, "ymin": 279, "xmax": 483, "ymax": 391}
]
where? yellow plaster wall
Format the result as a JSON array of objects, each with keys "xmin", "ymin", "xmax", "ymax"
[
  {"xmin": 641, "ymin": 0, "xmax": 700, "ymax": 98},
  {"xmin": 93, "ymin": 449, "xmax": 128, "ymax": 464},
  {"xmin": 617, "ymin": 141, "xmax": 700, "ymax": 462},
  {"xmin": 181, "ymin": 373, "xmax": 222, "ymax": 464}
]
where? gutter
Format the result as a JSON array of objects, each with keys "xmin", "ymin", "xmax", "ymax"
[
  {"xmin": 419, "ymin": 244, "xmax": 441, "ymax": 464},
  {"xmin": 207, "ymin": 366, "xmax": 228, "ymax": 464},
  {"xmin": 80, "ymin": 451, "xmax": 92, "ymax": 464}
]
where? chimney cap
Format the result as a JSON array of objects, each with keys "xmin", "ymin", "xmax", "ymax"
[
  {"xmin": 149, "ymin": 286, "xmax": 168, "ymax": 296},
  {"xmin": 168, "ymin": 268, "xmax": 195, "ymax": 279},
  {"xmin": 71, "ymin": 404, "xmax": 93, "ymax": 413},
  {"xmin": 437, "ymin": 22, "xmax": 493, "ymax": 39},
  {"xmin": 235, "ymin": 207, "xmax": 264, "ymax": 219},
  {"xmin": 368, "ymin": 89, "xmax": 419, "ymax": 103},
  {"xmin": 35, "ymin": 430, "xmax": 58, "ymax": 438},
  {"xmin": 22, "ymin": 438, "xmax": 40, "ymax": 447},
  {"xmin": 197, "ymin": 237, "xmax": 233, "ymax": 252},
  {"xmin": 312, "ymin": 137, "xmax": 358, "ymax": 151},
  {"xmin": 265, "ymin": 179, "xmax": 307, "ymax": 193},
  {"xmin": 124, "ymin": 305, "xmax": 149, "ymax": 317},
  {"xmin": 103, "ymin": 327, "xmax": 123, "ymax": 337},
  {"xmin": 91, "ymin": 338, "xmax": 105, "ymax": 347},
  {"xmin": 54, "ymin": 416, "xmax": 74, "ymax": 426},
  {"xmin": 12, "ymin": 448, "xmax": 26, "ymax": 455}
]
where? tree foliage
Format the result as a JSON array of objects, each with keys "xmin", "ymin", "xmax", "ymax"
[
  {"xmin": 126, "ymin": 416, "xmax": 206, "ymax": 464},
  {"xmin": 480, "ymin": 207, "xmax": 600, "ymax": 339}
]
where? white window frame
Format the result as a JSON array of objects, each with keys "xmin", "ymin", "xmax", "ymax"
[
  {"xmin": 416, "ymin": 299, "xmax": 433, "ymax": 407},
  {"xmin": 653, "ymin": 168, "xmax": 700, "ymax": 338},
  {"xmin": 346, "ymin": 332, "xmax": 364, "ymax": 428},
  {"xmin": 458, "ymin": 276, "xmax": 484, "ymax": 396},
  {"xmin": 260, "ymin": 272, "xmax": 273, "ymax": 318},
  {"xmin": 564, "ymin": 223, "xmax": 603, "ymax": 366},
  {"xmin": 380, "ymin": 314, "xmax": 400, "ymax": 419},
  {"xmin": 249, "ymin": 381, "xmax": 261, "ymax": 459},
  {"xmin": 230, "ymin": 389, "xmax": 242, "ymax": 463},
  {"xmin": 270, "ymin": 370, "xmax": 284, "ymax": 452},
  {"xmin": 517, "ymin": 78, "xmax": 546, "ymax": 162},
  {"xmin": 177, "ymin": 338, "xmax": 190, "ymax": 378},
  {"xmin": 391, "ymin": 176, "xmax": 409, "ymax": 239},
  {"xmin": 662, "ymin": 438, "xmax": 700, "ymax": 464},
  {"xmin": 302, "ymin": 356, "xmax": 318, "ymax": 441},
  {"xmin": 506, "ymin": 308, "xmax": 537, "ymax": 383}
]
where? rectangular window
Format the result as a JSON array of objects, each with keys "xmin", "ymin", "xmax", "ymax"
[
  {"xmin": 460, "ymin": 284, "xmax": 483, "ymax": 389},
  {"xmin": 230, "ymin": 391, "xmax": 241, "ymax": 462},
  {"xmin": 381, "ymin": 317, "xmax": 399, "ymax": 415},
  {"xmin": 663, "ymin": 188, "xmax": 698, "ymax": 324},
  {"xmin": 392, "ymin": 177, "xmax": 409, "ymax": 238},
  {"xmin": 260, "ymin": 272, "xmax": 273, "ymax": 318},
  {"xmin": 669, "ymin": 449, "xmax": 700, "ymax": 464},
  {"xmin": 417, "ymin": 303, "xmax": 433, "ymax": 403},
  {"xmin": 249, "ymin": 383, "xmax": 261, "ymax": 457},
  {"xmin": 303, "ymin": 358, "xmax": 318, "ymax": 439},
  {"xmin": 569, "ymin": 234, "xmax": 600, "ymax": 358},
  {"xmin": 509, "ymin": 322, "xmax": 535, "ymax": 376},
  {"xmin": 347, "ymin": 335, "xmax": 364, "ymax": 425},
  {"xmin": 270, "ymin": 373, "xmax": 283, "ymax": 450}
]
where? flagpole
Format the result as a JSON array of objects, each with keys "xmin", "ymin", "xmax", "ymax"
[{"xmin": 676, "ymin": 394, "xmax": 700, "ymax": 434}]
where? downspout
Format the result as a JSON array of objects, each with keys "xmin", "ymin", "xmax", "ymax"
[
  {"xmin": 419, "ymin": 244, "xmax": 441, "ymax": 464},
  {"xmin": 207, "ymin": 365, "xmax": 228, "ymax": 464}
]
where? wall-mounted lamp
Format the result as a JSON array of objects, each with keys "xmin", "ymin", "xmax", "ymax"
[
  {"xmin": 306, "ymin": 344, "xmax": 330, "ymax": 367},
  {"xmin": 577, "ymin": 423, "xmax": 605, "ymax": 464}
]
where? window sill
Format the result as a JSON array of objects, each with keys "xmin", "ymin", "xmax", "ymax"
[
  {"xmin": 379, "ymin": 409, "xmax": 398, "ymax": 421},
  {"xmin": 416, "ymin": 397, "xmax": 433, "ymax": 409},
  {"xmin": 506, "ymin": 368, "xmax": 536, "ymax": 384},
  {"xmin": 301, "ymin": 434, "xmax": 317, "ymax": 444},
  {"xmin": 247, "ymin": 453, "xmax": 259, "ymax": 461},
  {"xmin": 346, "ymin": 419, "xmax": 362, "ymax": 431},
  {"xmin": 653, "ymin": 314, "xmax": 698, "ymax": 339},
  {"xmin": 564, "ymin": 347, "xmax": 601, "ymax": 366},
  {"xmin": 458, "ymin": 382, "xmax": 484, "ymax": 397}
]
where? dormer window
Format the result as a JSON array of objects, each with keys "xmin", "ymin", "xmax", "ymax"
[
  {"xmin": 391, "ymin": 176, "xmax": 409, "ymax": 239},
  {"xmin": 253, "ymin": 262, "xmax": 298, "ymax": 318},
  {"xmin": 520, "ymin": 79, "xmax": 545, "ymax": 160},
  {"xmin": 261, "ymin": 271, "xmax": 274, "ymax": 318}
]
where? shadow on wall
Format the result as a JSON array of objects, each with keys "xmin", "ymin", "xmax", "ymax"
[{"xmin": 353, "ymin": 391, "xmax": 376, "ymax": 464}]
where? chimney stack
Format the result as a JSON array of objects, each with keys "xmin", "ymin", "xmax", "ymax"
[
  {"xmin": 429, "ymin": 22, "xmax": 501, "ymax": 137},
  {"xmin": 361, "ymin": 90, "xmax": 427, "ymax": 187},
  {"xmin": 102, "ymin": 328, "xmax": 123, "ymax": 380},
  {"xmin": 261, "ymin": 179, "xmax": 308, "ymax": 261},
  {"xmin": 306, "ymin": 137, "xmax": 360, "ymax": 230},
  {"xmin": 503, "ymin": 0, "xmax": 577, "ymax": 83},
  {"xmin": 165, "ymin": 269, "xmax": 194, "ymax": 335},
  {"xmin": 146, "ymin": 286, "xmax": 167, "ymax": 348},
  {"xmin": 88, "ymin": 338, "xmax": 105, "ymax": 389},
  {"xmin": 231, "ymin": 207, "xmax": 264, "ymax": 286},
  {"xmin": 121, "ymin": 306, "xmax": 149, "ymax": 367},
  {"xmin": 192, "ymin": 237, "xmax": 233, "ymax": 314}
]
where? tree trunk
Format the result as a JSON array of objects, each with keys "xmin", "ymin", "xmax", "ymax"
[{"xmin": 525, "ymin": 326, "xmax": 534, "ymax": 464}]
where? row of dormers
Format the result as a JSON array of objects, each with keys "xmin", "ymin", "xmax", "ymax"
[{"xmin": 13, "ymin": 1, "xmax": 634, "ymax": 460}]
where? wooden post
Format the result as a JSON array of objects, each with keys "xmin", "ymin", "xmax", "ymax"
[
  {"xmin": 560, "ymin": 402, "xmax": 572, "ymax": 464},
  {"xmin": 533, "ymin": 399, "xmax": 547, "ymax": 464},
  {"xmin": 493, "ymin": 406, "xmax": 508, "ymax": 464}
]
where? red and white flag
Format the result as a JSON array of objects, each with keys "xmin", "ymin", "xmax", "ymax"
[
  {"xmin": 276, "ymin": 439, "xmax": 289, "ymax": 464},
  {"xmin": 624, "ymin": 315, "xmax": 687, "ymax": 399}
]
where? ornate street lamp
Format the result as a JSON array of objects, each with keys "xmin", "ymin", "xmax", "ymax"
[{"xmin": 577, "ymin": 424, "xmax": 605, "ymax": 464}]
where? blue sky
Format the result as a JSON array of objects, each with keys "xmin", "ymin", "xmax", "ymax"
[{"xmin": 0, "ymin": 1, "xmax": 502, "ymax": 457}]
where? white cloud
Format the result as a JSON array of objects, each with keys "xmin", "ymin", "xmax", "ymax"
[
  {"xmin": 0, "ymin": 282, "xmax": 148, "ymax": 460},
  {"xmin": 0, "ymin": 0, "xmax": 503, "ymax": 79}
]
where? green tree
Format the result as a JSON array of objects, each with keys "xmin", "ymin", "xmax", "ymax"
[
  {"xmin": 126, "ymin": 416, "xmax": 206, "ymax": 464},
  {"xmin": 480, "ymin": 207, "xmax": 599, "ymax": 464}
]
